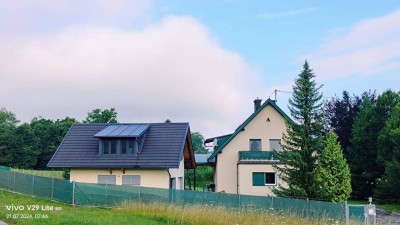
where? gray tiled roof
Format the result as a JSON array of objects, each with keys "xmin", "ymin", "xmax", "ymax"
[{"xmin": 47, "ymin": 123, "xmax": 190, "ymax": 169}]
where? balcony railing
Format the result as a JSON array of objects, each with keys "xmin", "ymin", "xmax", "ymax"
[{"xmin": 238, "ymin": 150, "xmax": 275, "ymax": 161}]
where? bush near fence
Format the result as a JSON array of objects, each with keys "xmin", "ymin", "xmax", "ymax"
[{"xmin": 0, "ymin": 170, "xmax": 361, "ymax": 223}]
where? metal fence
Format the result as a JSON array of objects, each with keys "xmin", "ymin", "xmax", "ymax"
[{"xmin": 0, "ymin": 170, "xmax": 364, "ymax": 223}]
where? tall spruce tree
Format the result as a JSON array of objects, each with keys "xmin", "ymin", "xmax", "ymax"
[
  {"xmin": 273, "ymin": 61, "xmax": 324, "ymax": 198},
  {"xmin": 313, "ymin": 131, "xmax": 351, "ymax": 202}
]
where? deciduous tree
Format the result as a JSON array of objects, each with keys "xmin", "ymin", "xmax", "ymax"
[{"xmin": 84, "ymin": 108, "xmax": 118, "ymax": 123}]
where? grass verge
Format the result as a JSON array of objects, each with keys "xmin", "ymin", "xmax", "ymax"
[{"xmin": 0, "ymin": 189, "xmax": 353, "ymax": 225}]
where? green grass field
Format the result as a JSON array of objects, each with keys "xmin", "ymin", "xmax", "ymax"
[
  {"xmin": 0, "ymin": 190, "xmax": 163, "ymax": 225},
  {"xmin": 0, "ymin": 189, "xmax": 354, "ymax": 225},
  {"xmin": 11, "ymin": 169, "xmax": 65, "ymax": 180}
]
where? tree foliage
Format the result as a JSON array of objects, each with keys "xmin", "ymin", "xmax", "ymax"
[
  {"xmin": 374, "ymin": 105, "xmax": 400, "ymax": 202},
  {"xmin": 313, "ymin": 131, "xmax": 351, "ymax": 202},
  {"xmin": 273, "ymin": 61, "xmax": 325, "ymax": 198},
  {"xmin": 84, "ymin": 108, "xmax": 118, "ymax": 123},
  {"xmin": 347, "ymin": 98, "xmax": 378, "ymax": 199},
  {"xmin": 324, "ymin": 90, "xmax": 376, "ymax": 158},
  {"xmin": 0, "ymin": 108, "xmax": 20, "ymax": 166},
  {"xmin": 348, "ymin": 90, "xmax": 400, "ymax": 199},
  {"xmin": 191, "ymin": 132, "xmax": 208, "ymax": 154},
  {"xmin": 0, "ymin": 107, "xmax": 78, "ymax": 171}
]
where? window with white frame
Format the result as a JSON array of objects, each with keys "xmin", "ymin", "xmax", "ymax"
[{"xmin": 252, "ymin": 172, "xmax": 277, "ymax": 186}]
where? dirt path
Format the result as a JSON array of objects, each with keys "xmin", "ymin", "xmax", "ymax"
[{"xmin": 377, "ymin": 209, "xmax": 400, "ymax": 224}]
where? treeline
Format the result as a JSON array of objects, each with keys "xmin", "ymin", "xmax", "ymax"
[
  {"xmin": 0, "ymin": 108, "xmax": 208, "ymax": 169},
  {"xmin": 0, "ymin": 108, "xmax": 118, "ymax": 169},
  {"xmin": 325, "ymin": 90, "xmax": 400, "ymax": 202}
]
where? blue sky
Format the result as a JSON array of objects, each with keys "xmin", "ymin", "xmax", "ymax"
[{"xmin": 0, "ymin": 1, "xmax": 399, "ymax": 137}]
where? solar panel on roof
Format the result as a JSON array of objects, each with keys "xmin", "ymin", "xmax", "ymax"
[{"xmin": 94, "ymin": 124, "xmax": 150, "ymax": 138}]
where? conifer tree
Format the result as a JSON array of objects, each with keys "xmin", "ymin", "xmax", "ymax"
[
  {"xmin": 273, "ymin": 61, "xmax": 324, "ymax": 198},
  {"xmin": 313, "ymin": 131, "xmax": 351, "ymax": 202}
]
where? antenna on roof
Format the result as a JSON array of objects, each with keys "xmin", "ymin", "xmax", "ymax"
[{"xmin": 268, "ymin": 89, "xmax": 292, "ymax": 102}]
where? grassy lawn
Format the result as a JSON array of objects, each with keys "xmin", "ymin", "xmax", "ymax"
[
  {"xmin": 0, "ymin": 189, "xmax": 359, "ymax": 225},
  {"xmin": 11, "ymin": 169, "xmax": 64, "ymax": 180},
  {"xmin": 347, "ymin": 199, "xmax": 400, "ymax": 213},
  {"xmin": 0, "ymin": 190, "xmax": 164, "ymax": 225}
]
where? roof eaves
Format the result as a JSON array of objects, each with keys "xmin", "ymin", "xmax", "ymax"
[
  {"xmin": 208, "ymin": 99, "xmax": 292, "ymax": 160},
  {"xmin": 178, "ymin": 123, "xmax": 190, "ymax": 168}
]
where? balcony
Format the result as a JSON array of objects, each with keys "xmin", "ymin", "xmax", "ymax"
[{"xmin": 238, "ymin": 150, "xmax": 275, "ymax": 161}]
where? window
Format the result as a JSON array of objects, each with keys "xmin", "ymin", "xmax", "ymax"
[
  {"xmin": 269, "ymin": 139, "xmax": 281, "ymax": 151},
  {"xmin": 98, "ymin": 175, "xmax": 116, "ymax": 185},
  {"xmin": 102, "ymin": 139, "xmax": 136, "ymax": 156},
  {"xmin": 102, "ymin": 140, "xmax": 117, "ymax": 155},
  {"xmin": 252, "ymin": 172, "xmax": 277, "ymax": 186},
  {"xmin": 121, "ymin": 140, "xmax": 135, "ymax": 155},
  {"xmin": 110, "ymin": 140, "xmax": 117, "ymax": 154},
  {"xmin": 250, "ymin": 139, "xmax": 262, "ymax": 151},
  {"xmin": 122, "ymin": 175, "xmax": 141, "ymax": 186},
  {"xmin": 103, "ymin": 140, "xmax": 110, "ymax": 155}
]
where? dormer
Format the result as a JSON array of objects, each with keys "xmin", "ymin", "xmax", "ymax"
[{"xmin": 94, "ymin": 124, "xmax": 150, "ymax": 157}]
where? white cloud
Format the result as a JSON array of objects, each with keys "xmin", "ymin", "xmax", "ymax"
[
  {"xmin": 302, "ymin": 9, "xmax": 400, "ymax": 81},
  {"xmin": 258, "ymin": 7, "xmax": 317, "ymax": 20},
  {"xmin": 0, "ymin": 15, "xmax": 261, "ymax": 137},
  {"xmin": 0, "ymin": 0, "xmax": 154, "ymax": 33}
]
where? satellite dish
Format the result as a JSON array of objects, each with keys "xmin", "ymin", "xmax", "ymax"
[{"xmin": 213, "ymin": 138, "xmax": 218, "ymax": 147}]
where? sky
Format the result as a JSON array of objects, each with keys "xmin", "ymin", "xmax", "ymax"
[{"xmin": 1, "ymin": 0, "xmax": 400, "ymax": 138}]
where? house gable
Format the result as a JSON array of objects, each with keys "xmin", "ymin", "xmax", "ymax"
[{"xmin": 208, "ymin": 99, "xmax": 291, "ymax": 160}]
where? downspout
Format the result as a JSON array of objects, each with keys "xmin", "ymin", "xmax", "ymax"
[
  {"xmin": 237, "ymin": 162, "xmax": 239, "ymax": 194},
  {"xmin": 167, "ymin": 169, "xmax": 172, "ymax": 188}
]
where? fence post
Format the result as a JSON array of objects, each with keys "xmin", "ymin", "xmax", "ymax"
[
  {"xmin": 72, "ymin": 181, "xmax": 75, "ymax": 206},
  {"xmin": 106, "ymin": 183, "xmax": 108, "ymax": 207},
  {"xmin": 271, "ymin": 196, "xmax": 274, "ymax": 209},
  {"xmin": 32, "ymin": 174, "xmax": 35, "ymax": 195},
  {"xmin": 238, "ymin": 193, "xmax": 241, "ymax": 210},
  {"xmin": 13, "ymin": 171, "xmax": 16, "ymax": 192},
  {"xmin": 345, "ymin": 201, "xmax": 349, "ymax": 225},
  {"xmin": 51, "ymin": 177, "xmax": 54, "ymax": 200},
  {"xmin": 306, "ymin": 198, "xmax": 310, "ymax": 217},
  {"xmin": 139, "ymin": 185, "xmax": 141, "ymax": 204}
]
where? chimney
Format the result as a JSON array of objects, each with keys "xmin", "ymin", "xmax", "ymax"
[{"xmin": 254, "ymin": 98, "xmax": 262, "ymax": 112}]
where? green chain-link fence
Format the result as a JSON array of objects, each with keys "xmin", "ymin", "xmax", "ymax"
[{"xmin": 1, "ymin": 170, "xmax": 362, "ymax": 223}]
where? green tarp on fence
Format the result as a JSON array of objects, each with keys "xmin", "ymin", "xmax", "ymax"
[{"xmin": 0, "ymin": 170, "xmax": 349, "ymax": 222}]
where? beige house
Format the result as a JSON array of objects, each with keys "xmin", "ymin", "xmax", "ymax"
[
  {"xmin": 48, "ymin": 123, "xmax": 196, "ymax": 190},
  {"xmin": 206, "ymin": 98, "xmax": 290, "ymax": 196}
]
